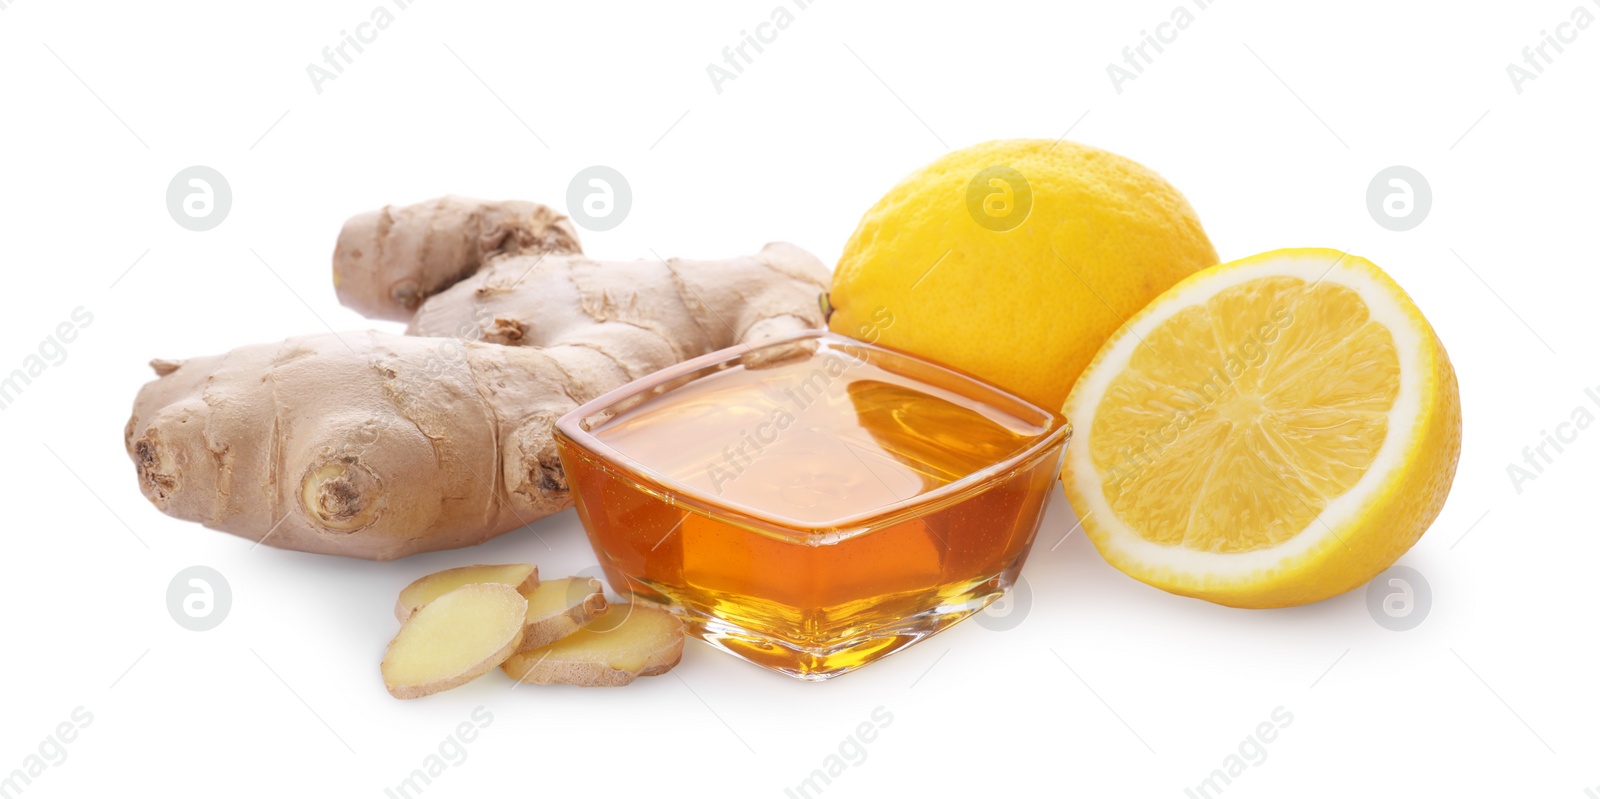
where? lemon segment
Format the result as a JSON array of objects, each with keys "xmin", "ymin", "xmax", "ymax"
[{"xmin": 1061, "ymin": 249, "xmax": 1461, "ymax": 608}]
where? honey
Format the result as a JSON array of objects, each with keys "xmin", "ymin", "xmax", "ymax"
[{"xmin": 556, "ymin": 332, "xmax": 1070, "ymax": 680}]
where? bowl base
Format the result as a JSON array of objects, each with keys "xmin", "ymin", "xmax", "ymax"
[{"xmin": 641, "ymin": 574, "xmax": 1017, "ymax": 681}]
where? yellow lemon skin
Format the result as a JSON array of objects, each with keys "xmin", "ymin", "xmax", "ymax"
[
  {"xmin": 1060, "ymin": 249, "xmax": 1462, "ymax": 609},
  {"xmin": 829, "ymin": 139, "xmax": 1218, "ymax": 411}
]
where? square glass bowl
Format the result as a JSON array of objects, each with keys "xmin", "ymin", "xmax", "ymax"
[{"xmin": 555, "ymin": 331, "xmax": 1070, "ymax": 681}]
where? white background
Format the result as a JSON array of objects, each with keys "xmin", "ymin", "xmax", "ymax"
[{"xmin": 1, "ymin": 1, "xmax": 1596, "ymax": 797}]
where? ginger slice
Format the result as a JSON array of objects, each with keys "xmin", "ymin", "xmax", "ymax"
[
  {"xmin": 502, "ymin": 604, "xmax": 684, "ymax": 687},
  {"xmin": 516, "ymin": 577, "xmax": 608, "ymax": 653},
  {"xmin": 382, "ymin": 583, "xmax": 527, "ymax": 699},
  {"xmin": 395, "ymin": 564, "xmax": 539, "ymax": 621}
]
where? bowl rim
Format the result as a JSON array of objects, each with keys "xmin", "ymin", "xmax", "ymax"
[{"xmin": 554, "ymin": 330, "xmax": 1072, "ymax": 544}]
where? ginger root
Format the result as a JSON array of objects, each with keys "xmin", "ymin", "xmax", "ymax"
[
  {"xmin": 403, "ymin": 241, "xmax": 831, "ymax": 363},
  {"xmin": 126, "ymin": 196, "xmax": 829, "ymax": 559},
  {"xmin": 381, "ymin": 582, "xmax": 527, "ymax": 699},
  {"xmin": 501, "ymin": 604, "xmax": 685, "ymax": 687},
  {"xmin": 334, "ymin": 196, "xmax": 580, "ymax": 322},
  {"xmin": 333, "ymin": 196, "xmax": 828, "ymax": 357},
  {"xmin": 128, "ymin": 331, "xmax": 610, "ymax": 559},
  {"xmin": 395, "ymin": 564, "xmax": 539, "ymax": 621}
]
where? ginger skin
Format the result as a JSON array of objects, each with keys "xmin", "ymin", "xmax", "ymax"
[
  {"xmin": 406, "ymin": 242, "xmax": 830, "ymax": 367},
  {"xmin": 128, "ymin": 331, "xmax": 601, "ymax": 559},
  {"xmin": 126, "ymin": 197, "xmax": 830, "ymax": 560},
  {"xmin": 334, "ymin": 196, "xmax": 581, "ymax": 322}
]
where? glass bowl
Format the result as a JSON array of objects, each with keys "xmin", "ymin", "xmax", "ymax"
[{"xmin": 555, "ymin": 330, "xmax": 1070, "ymax": 680}]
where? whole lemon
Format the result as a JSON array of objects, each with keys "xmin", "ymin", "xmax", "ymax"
[{"xmin": 829, "ymin": 139, "xmax": 1218, "ymax": 410}]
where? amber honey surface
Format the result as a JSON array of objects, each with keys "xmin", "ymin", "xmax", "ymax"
[{"xmin": 557, "ymin": 337, "xmax": 1068, "ymax": 679}]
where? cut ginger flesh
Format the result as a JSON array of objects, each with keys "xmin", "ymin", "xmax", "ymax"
[
  {"xmin": 516, "ymin": 577, "xmax": 607, "ymax": 652},
  {"xmin": 394, "ymin": 563, "xmax": 538, "ymax": 621},
  {"xmin": 524, "ymin": 577, "xmax": 605, "ymax": 622},
  {"xmin": 1089, "ymin": 276, "xmax": 1400, "ymax": 553},
  {"xmin": 502, "ymin": 604, "xmax": 684, "ymax": 686},
  {"xmin": 382, "ymin": 583, "xmax": 527, "ymax": 699}
]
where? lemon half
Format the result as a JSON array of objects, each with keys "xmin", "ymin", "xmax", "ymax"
[{"xmin": 1060, "ymin": 249, "xmax": 1461, "ymax": 608}]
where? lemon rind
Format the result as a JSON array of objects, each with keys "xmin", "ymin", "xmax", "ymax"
[{"xmin": 1062, "ymin": 248, "xmax": 1437, "ymax": 587}]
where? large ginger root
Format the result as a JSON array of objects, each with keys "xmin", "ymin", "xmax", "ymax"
[
  {"xmin": 334, "ymin": 197, "xmax": 829, "ymax": 361},
  {"xmin": 126, "ymin": 198, "xmax": 830, "ymax": 560},
  {"xmin": 403, "ymin": 242, "xmax": 830, "ymax": 360},
  {"xmin": 334, "ymin": 196, "xmax": 581, "ymax": 322},
  {"xmin": 382, "ymin": 582, "xmax": 528, "ymax": 699},
  {"xmin": 128, "ymin": 332, "xmax": 603, "ymax": 559}
]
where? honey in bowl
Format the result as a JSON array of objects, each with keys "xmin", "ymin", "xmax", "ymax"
[{"xmin": 555, "ymin": 331, "xmax": 1070, "ymax": 680}]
